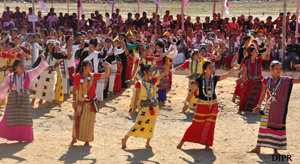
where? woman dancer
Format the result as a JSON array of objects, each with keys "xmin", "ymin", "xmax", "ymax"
[
  {"xmin": 231, "ymin": 35, "xmax": 251, "ymax": 103},
  {"xmin": 153, "ymin": 39, "xmax": 170, "ymax": 102},
  {"xmin": 236, "ymin": 38, "xmax": 274, "ymax": 114},
  {"xmin": 127, "ymin": 45, "xmax": 170, "ymax": 111},
  {"xmin": 70, "ymin": 60, "xmax": 110, "ymax": 146},
  {"xmin": 122, "ymin": 62, "xmax": 172, "ymax": 148},
  {"xmin": 248, "ymin": 61, "xmax": 300, "ymax": 154},
  {"xmin": 172, "ymin": 49, "xmax": 207, "ymax": 109},
  {"xmin": 31, "ymin": 40, "xmax": 67, "ymax": 106},
  {"xmin": 177, "ymin": 60, "xmax": 238, "ymax": 149},
  {"xmin": 0, "ymin": 55, "xmax": 48, "ymax": 142}
]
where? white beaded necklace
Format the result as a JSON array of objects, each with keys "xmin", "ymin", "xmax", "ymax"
[{"xmin": 267, "ymin": 75, "xmax": 282, "ymax": 102}]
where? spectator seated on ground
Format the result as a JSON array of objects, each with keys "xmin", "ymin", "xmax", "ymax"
[{"xmin": 283, "ymin": 37, "xmax": 300, "ymax": 70}]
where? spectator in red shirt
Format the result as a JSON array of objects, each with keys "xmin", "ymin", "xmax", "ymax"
[{"xmin": 229, "ymin": 17, "xmax": 239, "ymax": 30}]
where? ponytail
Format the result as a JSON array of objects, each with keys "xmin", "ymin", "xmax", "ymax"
[{"xmin": 139, "ymin": 63, "xmax": 152, "ymax": 76}]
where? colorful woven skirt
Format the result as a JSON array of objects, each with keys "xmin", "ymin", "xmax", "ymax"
[
  {"xmin": 0, "ymin": 90, "xmax": 33, "ymax": 141},
  {"xmin": 256, "ymin": 102, "xmax": 287, "ymax": 150},
  {"xmin": 127, "ymin": 105, "xmax": 159, "ymax": 139},
  {"xmin": 238, "ymin": 78, "xmax": 262, "ymax": 112},
  {"xmin": 182, "ymin": 100, "xmax": 218, "ymax": 146},
  {"xmin": 32, "ymin": 69, "xmax": 57, "ymax": 102}
]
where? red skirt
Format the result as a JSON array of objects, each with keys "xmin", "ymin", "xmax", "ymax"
[
  {"xmin": 68, "ymin": 67, "xmax": 75, "ymax": 80},
  {"xmin": 238, "ymin": 79, "xmax": 262, "ymax": 112},
  {"xmin": 182, "ymin": 102, "xmax": 218, "ymax": 147},
  {"xmin": 113, "ymin": 63, "xmax": 123, "ymax": 93},
  {"xmin": 225, "ymin": 54, "xmax": 234, "ymax": 68},
  {"xmin": 168, "ymin": 59, "xmax": 173, "ymax": 88},
  {"xmin": 126, "ymin": 56, "xmax": 134, "ymax": 81}
]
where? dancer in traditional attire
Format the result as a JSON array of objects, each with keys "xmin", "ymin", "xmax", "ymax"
[
  {"xmin": 231, "ymin": 35, "xmax": 251, "ymax": 103},
  {"xmin": 122, "ymin": 62, "xmax": 172, "ymax": 148},
  {"xmin": 225, "ymin": 34, "xmax": 238, "ymax": 68},
  {"xmin": 236, "ymin": 38, "xmax": 274, "ymax": 114},
  {"xmin": 172, "ymin": 48, "xmax": 207, "ymax": 109},
  {"xmin": 70, "ymin": 60, "xmax": 110, "ymax": 146},
  {"xmin": 248, "ymin": 61, "xmax": 300, "ymax": 154},
  {"xmin": 177, "ymin": 60, "xmax": 238, "ymax": 149},
  {"xmin": 153, "ymin": 39, "xmax": 171, "ymax": 102},
  {"xmin": 127, "ymin": 45, "xmax": 172, "ymax": 111},
  {"xmin": 0, "ymin": 56, "xmax": 48, "ymax": 142},
  {"xmin": 31, "ymin": 40, "xmax": 67, "ymax": 106},
  {"xmin": 61, "ymin": 35, "xmax": 85, "ymax": 92},
  {"xmin": 125, "ymin": 30, "xmax": 138, "ymax": 81}
]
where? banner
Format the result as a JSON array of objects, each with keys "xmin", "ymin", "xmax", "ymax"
[
  {"xmin": 184, "ymin": 0, "xmax": 189, "ymax": 10},
  {"xmin": 77, "ymin": 0, "xmax": 84, "ymax": 15},
  {"xmin": 153, "ymin": 0, "xmax": 162, "ymax": 12},
  {"xmin": 38, "ymin": 0, "xmax": 48, "ymax": 13},
  {"xmin": 224, "ymin": 0, "xmax": 229, "ymax": 14}
]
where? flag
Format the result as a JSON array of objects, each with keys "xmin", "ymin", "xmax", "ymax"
[
  {"xmin": 77, "ymin": 0, "xmax": 84, "ymax": 16},
  {"xmin": 38, "ymin": 0, "xmax": 48, "ymax": 13},
  {"xmin": 153, "ymin": 0, "xmax": 162, "ymax": 12},
  {"xmin": 224, "ymin": 0, "xmax": 229, "ymax": 14},
  {"xmin": 184, "ymin": 0, "xmax": 189, "ymax": 10},
  {"xmin": 105, "ymin": 0, "xmax": 112, "ymax": 7}
]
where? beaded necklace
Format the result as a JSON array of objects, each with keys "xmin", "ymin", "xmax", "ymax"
[
  {"xmin": 229, "ymin": 42, "xmax": 234, "ymax": 54},
  {"xmin": 202, "ymin": 75, "xmax": 215, "ymax": 109},
  {"xmin": 248, "ymin": 58, "xmax": 258, "ymax": 79},
  {"xmin": 267, "ymin": 76, "xmax": 282, "ymax": 102},
  {"xmin": 80, "ymin": 74, "xmax": 91, "ymax": 98},
  {"xmin": 190, "ymin": 59, "xmax": 199, "ymax": 76},
  {"xmin": 142, "ymin": 78, "xmax": 156, "ymax": 101}
]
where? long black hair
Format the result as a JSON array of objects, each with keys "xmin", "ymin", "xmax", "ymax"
[
  {"xmin": 12, "ymin": 59, "xmax": 25, "ymax": 84},
  {"xmin": 80, "ymin": 60, "xmax": 92, "ymax": 73},
  {"xmin": 139, "ymin": 63, "xmax": 152, "ymax": 76},
  {"xmin": 203, "ymin": 61, "xmax": 212, "ymax": 73}
]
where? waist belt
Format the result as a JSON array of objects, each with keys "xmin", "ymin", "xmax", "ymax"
[
  {"xmin": 188, "ymin": 74, "xmax": 200, "ymax": 80},
  {"xmin": 248, "ymin": 75, "xmax": 263, "ymax": 80},
  {"xmin": 140, "ymin": 100, "xmax": 158, "ymax": 107},
  {"xmin": 85, "ymin": 96, "xmax": 99, "ymax": 112},
  {"xmin": 197, "ymin": 99, "xmax": 218, "ymax": 105},
  {"xmin": 140, "ymin": 100, "xmax": 158, "ymax": 116}
]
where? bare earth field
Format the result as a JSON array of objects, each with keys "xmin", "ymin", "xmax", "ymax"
[{"xmin": 0, "ymin": 69, "xmax": 299, "ymax": 164}]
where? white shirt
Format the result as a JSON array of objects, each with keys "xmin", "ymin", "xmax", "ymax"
[
  {"xmin": 226, "ymin": 42, "xmax": 238, "ymax": 50},
  {"xmin": 83, "ymin": 51, "xmax": 100, "ymax": 73},
  {"xmin": 3, "ymin": 20, "xmax": 15, "ymax": 28},
  {"xmin": 61, "ymin": 45, "xmax": 80, "ymax": 67}
]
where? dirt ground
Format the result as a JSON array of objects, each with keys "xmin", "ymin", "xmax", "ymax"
[{"xmin": 0, "ymin": 69, "xmax": 299, "ymax": 164}]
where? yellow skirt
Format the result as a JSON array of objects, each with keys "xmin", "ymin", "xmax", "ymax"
[
  {"xmin": 72, "ymin": 102, "xmax": 96, "ymax": 142},
  {"xmin": 54, "ymin": 67, "xmax": 64, "ymax": 101},
  {"xmin": 126, "ymin": 105, "xmax": 159, "ymax": 139},
  {"xmin": 184, "ymin": 79, "xmax": 199, "ymax": 109}
]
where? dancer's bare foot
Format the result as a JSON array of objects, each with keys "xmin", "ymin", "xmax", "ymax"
[
  {"xmin": 69, "ymin": 138, "xmax": 77, "ymax": 146},
  {"xmin": 38, "ymin": 99, "xmax": 43, "ymax": 104},
  {"xmin": 247, "ymin": 147, "xmax": 261, "ymax": 153},
  {"xmin": 145, "ymin": 144, "xmax": 152, "ymax": 148},
  {"xmin": 31, "ymin": 101, "xmax": 35, "ymax": 107},
  {"xmin": 177, "ymin": 140, "xmax": 185, "ymax": 149},
  {"xmin": 232, "ymin": 94, "xmax": 236, "ymax": 103},
  {"xmin": 84, "ymin": 142, "xmax": 90, "ymax": 146},
  {"xmin": 236, "ymin": 111, "xmax": 242, "ymax": 114},
  {"xmin": 274, "ymin": 149, "xmax": 280, "ymax": 155},
  {"xmin": 205, "ymin": 145, "xmax": 212, "ymax": 150},
  {"xmin": 121, "ymin": 139, "xmax": 127, "ymax": 148}
]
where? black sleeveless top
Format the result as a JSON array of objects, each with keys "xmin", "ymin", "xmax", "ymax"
[{"xmin": 195, "ymin": 75, "xmax": 220, "ymax": 101}]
